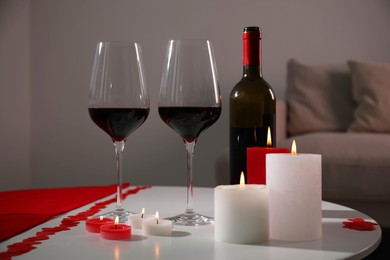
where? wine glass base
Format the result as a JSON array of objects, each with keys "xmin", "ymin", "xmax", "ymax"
[
  {"xmin": 97, "ymin": 209, "xmax": 135, "ymax": 223},
  {"xmin": 164, "ymin": 212, "xmax": 214, "ymax": 226}
]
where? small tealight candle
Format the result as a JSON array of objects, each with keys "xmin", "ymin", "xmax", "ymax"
[
  {"xmin": 142, "ymin": 212, "xmax": 172, "ymax": 236},
  {"xmin": 129, "ymin": 208, "xmax": 154, "ymax": 229},
  {"xmin": 247, "ymin": 127, "xmax": 290, "ymax": 184},
  {"xmin": 85, "ymin": 216, "xmax": 115, "ymax": 233},
  {"xmin": 100, "ymin": 216, "xmax": 131, "ymax": 240},
  {"xmin": 214, "ymin": 173, "xmax": 269, "ymax": 244},
  {"xmin": 266, "ymin": 140, "xmax": 322, "ymax": 241}
]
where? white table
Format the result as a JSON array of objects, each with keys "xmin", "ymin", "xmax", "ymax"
[{"xmin": 0, "ymin": 186, "xmax": 381, "ymax": 259}]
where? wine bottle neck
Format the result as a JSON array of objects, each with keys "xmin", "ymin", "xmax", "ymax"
[
  {"xmin": 243, "ymin": 65, "xmax": 261, "ymax": 78},
  {"xmin": 242, "ymin": 28, "xmax": 262, "ymax": 77}
]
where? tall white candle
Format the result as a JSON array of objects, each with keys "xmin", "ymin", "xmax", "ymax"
[
  {"xmin": 214, "ymin": 173, "xmax": 269, "ymax": 244},
  {"xmin": 266, "ymin": 141, "xmax": 322, "ymax": 241}
]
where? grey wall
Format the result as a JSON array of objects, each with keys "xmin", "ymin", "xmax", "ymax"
[
  {"xmin": 0, "ymin": 0, "xmax": 31, "ymax": 190},
  {"xmin": 1, "ymin": 0, "xmax": 390, "ymax": 190}
]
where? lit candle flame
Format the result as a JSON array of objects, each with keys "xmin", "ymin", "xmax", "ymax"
[
  {"xmin": 291, "ymin": 140, "xmax": 297, "ymax": 155},
  {"xmin": 155, "ymin": 211, "xmax": 160, "ymax": 224},
  {"xmin": 239, "ymin": 171, "xmax": 245, "ymax": 190},
  {"xmin": 141, "ymin": 207, "xmax": 145, "ymax": 218},
  {"xmin": 267, "ymin": 126, "xmax": 272, "ymax": 147},
  {"xmin": 114, "ymin": 216, "xmax": 119, "ymax": 225},
  {"xmin": 99, "ymin": 216, "xmax": 103, "ymax": 221}
]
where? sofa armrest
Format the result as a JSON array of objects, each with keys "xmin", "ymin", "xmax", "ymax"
[{"xmin": 276, "ymin": 100, "xmax": 287, "ymax": 143}]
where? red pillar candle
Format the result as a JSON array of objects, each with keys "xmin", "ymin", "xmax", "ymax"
[
  {"xmin": 85, "ymin": 216, "xmax": 115, "ymax": 233},
  {"xmin": 247, "ymin": 127, "xmax": 290, "ymax": 184},
  {"xmin": 100, "ymin": 216, "xmax": 131, "ymax": 240}
]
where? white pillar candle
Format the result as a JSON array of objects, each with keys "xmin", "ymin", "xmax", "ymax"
[
  {"xmin": 214, "ymin": 173, "xmax": 269, "ymax": 244},
  {"xmin": 266, "ymin": 143, "xmax": 322, "ymax": 241},
  {"xmin": 142, "ymin": 212, "xmax": 172, "ymax": 236},
  {"xmin": 129, "ymin": 208, "xmax": 154, "ymax": 229}
]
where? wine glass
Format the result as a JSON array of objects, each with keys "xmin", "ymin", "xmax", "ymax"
[
  {"xmin": 158, "ymin": 39, "xmax": 221, "ymax": 226},
  {"xmin": 88, "ymin": 41, "xmax": 149, "ymax": 223}
]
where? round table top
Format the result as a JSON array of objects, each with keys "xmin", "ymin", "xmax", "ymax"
[{"xmin": 0, "ymin": 186, "xmax": 381, "ymax": 259}]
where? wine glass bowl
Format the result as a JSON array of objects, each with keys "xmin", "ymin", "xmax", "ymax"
[
  {"xmin": 158, "ymin": 39, "xmax": 221, "ymax": 226},
  {"xmin": 88, "ymin": 41, "xmax": 149, "ymax": 223},
  {"xmin": 158, "ymin": 106, "xmax": 221, "ymax": 143},
  {"xmin": 88, "ymin": 108, "xmax": 149, "ymax": 142}
]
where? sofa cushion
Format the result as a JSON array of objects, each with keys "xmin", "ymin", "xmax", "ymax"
[
  {"xmin": 286, "ymin": 59, "xmax": 356, "ymax": 136},
  {"xmin": 348, "ymin": 60, "xmax": 390, "ymax": 132},
  {"xmin": 278, "ymin": 133, "xmax": 390, "ymax": 202}
]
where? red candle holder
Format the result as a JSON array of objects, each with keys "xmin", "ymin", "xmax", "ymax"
[
  {"xmin": 247, "ymin": 147, "xmax": 290, "ymax": 184},
  {"xmin": 100, "ymin": 224, "xmax": 131, "ymax": 240},
  {"xmin": 246, "ymin": 126, "xmax": 290, "ymax": 185},
  {"xmin": 85, "ymin": 217, "xmax": 115, "ymax": 233}
]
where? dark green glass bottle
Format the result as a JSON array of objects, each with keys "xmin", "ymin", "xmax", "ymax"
[{"xmin": 229, "ymin": 26, "xmax": 276, "ymax": 184}]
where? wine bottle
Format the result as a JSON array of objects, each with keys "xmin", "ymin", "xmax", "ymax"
[{"xmin": 229, "ymin": 26, "xmax": 276, "ymax": 184}]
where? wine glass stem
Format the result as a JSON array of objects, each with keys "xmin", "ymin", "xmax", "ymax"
[
  {"xmin": 185, "ymin": 141, "xmax": 195, "ymax": 215},
  {"xmin": 113, "ymin": 140, "xmax": 125, "ymax": 212}
]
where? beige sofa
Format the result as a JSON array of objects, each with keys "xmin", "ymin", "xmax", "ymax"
[{"xmin": 216, "ymin": 59, "xmax": 390, "ymax": 227}]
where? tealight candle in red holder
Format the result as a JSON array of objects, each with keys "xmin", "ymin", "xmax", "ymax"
[
  {"xmin": 100, "ymin": 216, "xmax": 131, "ymax": 240},
  {"xmin": 85, "ymin": 216, "xmax": 115, "ymax": 233}
]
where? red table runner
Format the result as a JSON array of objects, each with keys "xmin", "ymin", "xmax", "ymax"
[{"xmin": 0, "ymin": 183, "xmax": 130, "ymax": 242}]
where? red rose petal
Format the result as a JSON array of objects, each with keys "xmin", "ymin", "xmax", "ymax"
[
  {"xmin": 0, "ymin": 252, "xmax": 13, "ymax": 258},
  {"xmin": 34, "ymin": 234, "xmax": 50, "ymax": 240},
  {"xmin": 58, "ymin": 224, "xmax": 71, "ymax": 230},
  {"xmin": 342, "ymin": 218, "xmax": 378, "ymax": 231},
  {"xmin": 36, "ymin": 231, "xmax": 55, "ymax": 236},
  {"xmin": 21, "ymin": 240, "xmax": 41, "ymax": 245}
]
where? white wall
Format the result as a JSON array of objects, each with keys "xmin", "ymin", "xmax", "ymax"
[{"xmin": 1, "ymin": 0, "xmax": 390, "ymax": 190}]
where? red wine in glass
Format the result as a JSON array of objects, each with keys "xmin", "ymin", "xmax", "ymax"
[
  {"xmin": 89, "ymin": 108, "xmax": 149, "ymax": 142},
  {"xmin": 158, "ymin": 106, "xmax": 221, "ymax": 143}
]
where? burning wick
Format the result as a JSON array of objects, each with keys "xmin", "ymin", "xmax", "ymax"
[
  {"xmin": 155, "ymin": 211, "xmax": 160, "ymax": 224},
  {"xmin": 114, "ymin": 216, "xmax": 119, "ymax": 229},
  {"xmin": 141, "ymin": 208, "xmax": 145, "ymax": 218}
]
